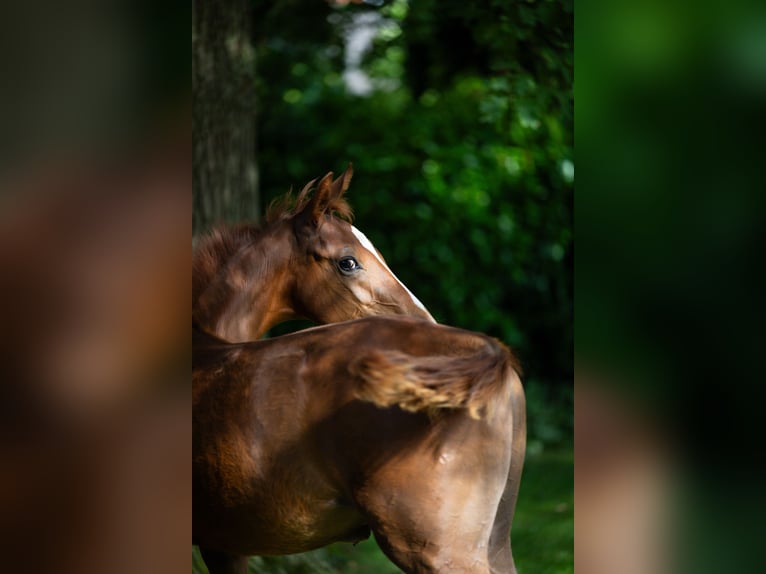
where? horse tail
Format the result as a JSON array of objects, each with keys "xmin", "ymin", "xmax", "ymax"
[{"xmin": 351, "ymin": 339, "xmax": 519, "ymax": 420}]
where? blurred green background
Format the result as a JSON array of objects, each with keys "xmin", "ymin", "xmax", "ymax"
[
  {"xmin": 576, "ymin": 1, "xmax": 766, "ymax": 573},
  {"xmin": 193, "ymin": 0, "xmax": 572, "ymax": 572}
]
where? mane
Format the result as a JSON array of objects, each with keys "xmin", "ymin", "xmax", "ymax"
[
  {"xmin": 193, "ymin": 178, "xmax": 354, "ymax": 309},
  {"xmin": 192, "ymin": 223, "xmax": 262, "ymax": 309},
  {"xmin": 265, "ymin": 178, "xmax": 354, "ymax": 224}
]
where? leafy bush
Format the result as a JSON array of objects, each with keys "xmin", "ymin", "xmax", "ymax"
[{"xmin": 256, "ymin": 0, "xmax": 572, "ymax": 446}]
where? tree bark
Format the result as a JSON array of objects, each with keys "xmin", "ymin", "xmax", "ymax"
[{"xmin": 192, "ymin": 0, "xmax": 259, "ymax": 233}]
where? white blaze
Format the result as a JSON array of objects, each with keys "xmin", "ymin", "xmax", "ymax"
[{"xmin": 351, "ymin": 226, "xmax": 434, "ymax": 320}]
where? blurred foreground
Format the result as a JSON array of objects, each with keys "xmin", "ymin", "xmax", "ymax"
[
  {"xmin": 0, "ymin": 2, "xmax": 189, "ymax": 573},
  {"xmin": 0, "ymin": 129, "xmax": 190, "ymax": 574},
  {"xmin": 578, "ymin": 0, "xmax": 766, "ymax": 573}
]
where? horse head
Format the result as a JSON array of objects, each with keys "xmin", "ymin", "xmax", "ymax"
[
  {"xmin": 287, "ymin": 165, "xmax": 435, "ymax": 326},
  {"xmin": 193, "ymin": 165, "xmax": 434, "ymax": 342}
]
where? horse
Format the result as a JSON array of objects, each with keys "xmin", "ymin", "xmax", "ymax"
[
  {"xmin": 193, "ymin": 164, "xmax": 434, "ymax": 342},
  {"xmin": 193, "ymin": 166, "xmax": 524, "ymax": 572},
  {"xmin": 193, "ymin": 316, "xmax": 526, "ymax": 574}
]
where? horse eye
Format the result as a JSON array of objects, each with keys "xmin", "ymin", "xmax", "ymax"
[{"xmin": 337, "ymin": 256, "xmax": 360, "ymax": 274}]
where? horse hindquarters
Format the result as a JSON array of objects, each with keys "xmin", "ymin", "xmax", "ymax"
[
  {"xmin": 488, "ymin": 369, "xmax": 526, "ymax": 574},
  {"xmin": 354, "ymin": 415, "xmax": 512, "ymax": 574}
]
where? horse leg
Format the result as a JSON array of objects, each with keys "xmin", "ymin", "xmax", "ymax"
[
  {"xmin": 358, "ymin": 457, "xmax": 507, "ymax": 573},
  {"xmin": 198, "ymin": 547, "xmax": 248, "ymax": 574},
  {"xmin": 487, "ymin": 452, "xmax": 524, "ymax": 574},
  {"xmin": 488, "ymin": 371, "xmax": 527, "ymax": 574}
]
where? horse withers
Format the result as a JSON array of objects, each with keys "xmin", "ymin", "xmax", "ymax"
[
  {"xmin": 193, "ymin": 316, "xmax": 526, "ymax": 574},
  {"xmin": 192, "ymin": 165, "xmax": 434, "ymax": 342}
]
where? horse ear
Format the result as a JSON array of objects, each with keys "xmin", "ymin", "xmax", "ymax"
[
  {"xmin": 305, "ymin": 171, "xmax": 335, "ymax": 222},
  {"xmin": 330, "ymin": 163, "xmax": 353, "ymax": 198},
  {"xmin": 294, "ymin": 171, "xmax": 334, "ymax": 242}
]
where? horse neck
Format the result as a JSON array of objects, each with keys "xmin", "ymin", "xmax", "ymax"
[{"xmin": 195, "ymin": 226, "xmax": 297, "ymax": 342}]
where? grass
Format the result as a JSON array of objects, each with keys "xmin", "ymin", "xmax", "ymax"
[
  {"xmin": 513, "ymin": 449, "xmax": 574, "ymax": 574},
  {"xmin": 193, "ymin": 448, "xmax": 573, "ymax": 573}
]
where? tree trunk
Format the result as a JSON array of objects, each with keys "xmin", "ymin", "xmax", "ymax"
[{"xmin": 192, "ymin": 0, "xmax": 259, "ymax": 233}]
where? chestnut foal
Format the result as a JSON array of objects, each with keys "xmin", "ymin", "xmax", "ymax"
[
  {"xmin": 193, "ymin": 317, "xmax": 525, "ymax": 574},
  {"xmin": 193, "ymin": 167, "xmax": 524, "ymax": 573},
  {"xmin": 193, "ymin": 165, "xmax": 434, "ymax": 342}
]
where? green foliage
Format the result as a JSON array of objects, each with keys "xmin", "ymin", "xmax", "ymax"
[
  {"xmin": 192, "ymin": 547, "xmax": 336, "ymax": 574},
  {"xmin": 255, "ymin": 0, "xmax": 572, "ymax": 446},
  {"xmin": 246, "ymin": 553, "xmax": 336, "ymax": 574},
  {"xmin": 525, "ymin": 379, "xmax": 574, "ymax": 454}
]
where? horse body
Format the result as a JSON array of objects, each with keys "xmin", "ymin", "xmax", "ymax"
[{"xmin": 193, "ymin": 317, "xmax": 523, "ymax": 574}]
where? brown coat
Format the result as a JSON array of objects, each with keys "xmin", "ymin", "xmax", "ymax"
[{"xmin": 193, "ymin": 316, "xmax": 525, "ymax": 574}]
